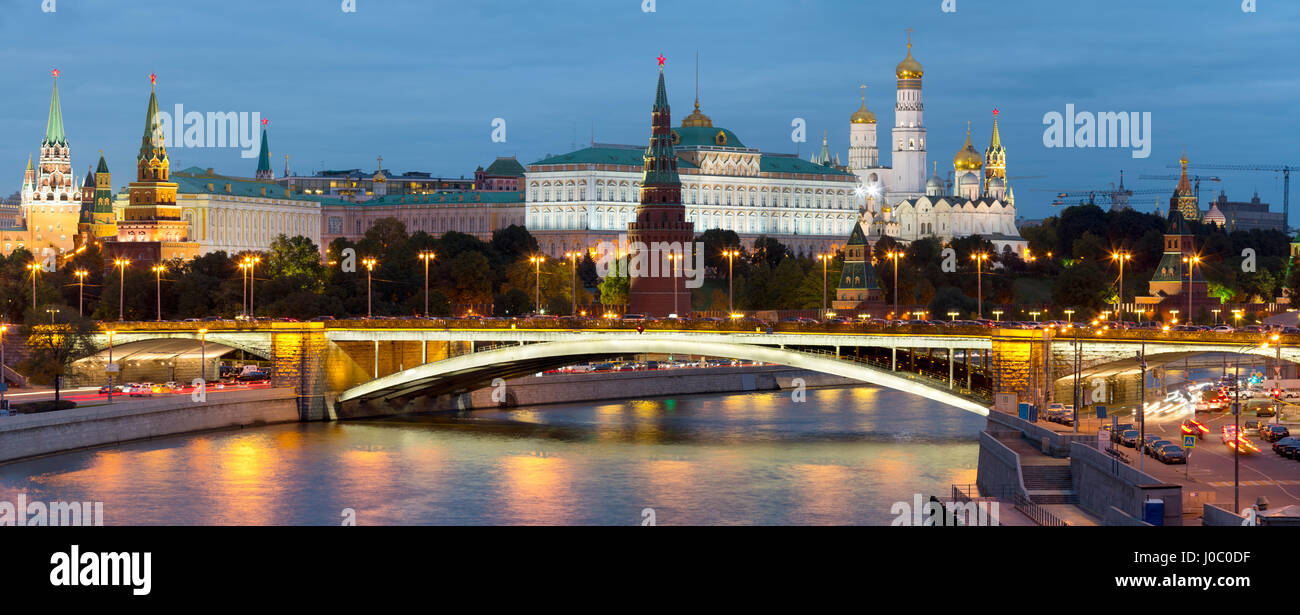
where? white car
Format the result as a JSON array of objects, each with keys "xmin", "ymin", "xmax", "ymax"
[{"xmin": 1211, "ymin": 325, "xmax": 1234, "ymax": 333}]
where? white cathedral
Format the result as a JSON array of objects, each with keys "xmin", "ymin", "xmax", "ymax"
[{"xmin": 842, "ymin": 37, "xmax": 1026, "ymax": 257}]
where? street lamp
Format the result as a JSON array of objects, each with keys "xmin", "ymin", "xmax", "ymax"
[
  {"xmin": 885, "ymin": 250, "xmax": 902, "ymax": 320},
  {"xmin": 992, "ymin": 309, "xmax": 1003, "ymax": 322},
  {"xmin": 947, "ymin": 311, "xmax": 958, "ymax": 321},
  {"xmin": 0, "ymin": 324, "xmax": 6, "ymax": 411},
  {"xmin": 529, "ymin": 255, "xmax": 545, "ymax": 315},
  {"xmin": 105, "ymin": 329, "xmax": 116, "ymax": 405},
  {"xmin": 73, "ymin": 269, "xmax": 89, "ymax": 316},
  {"xmin": 362, "ymin": 257, "xmax": 378, "ymax": 318},
  {"xmin": 564, "ymin": 251, "xmax": 579, "ymax": 316},
  {"xmin": 1029, "ymin": 310, "xmax": 1041, "ymax": 322},
  {"xmin": 198, "ymin": 328, "xmax": 208, "ymax": 383},
  {"xmin": 1169, "ymin": 309, "xmax": 1180, "ymax": 325},
  {"xmin": 151, "ymin": 264, "xmax": 166, "ymax": 321},
  {"xmin": 27, "ymin": 262, "xmax": 41, "ymax": 311},
  {"xmin": 417, "ymin": 251, "xmax": 436, "ymax": 317},
  {"xmin": 113, "ymin": 258, "xmax": 131, "ymax": 321},
  {"xmin": 1182, "ymin": 255, "xmax": 1201, "ymax": 324},
  {"xmin": 1064, "ymin": 309, "xmax": 1075, "ymax": 323},
  {"xmin": 722, "ymin": 249, "xmax": 740, "ymax": 313},
  {"xmin": 816, "ymin": 253, "xmax": 831, "ymax": 318},
  {"xmin": 971, "ymin": 252, "xmax": 988, "ymax": 319},
  {"xmin": 245, "ymin": 256, "xmax": 261, "ymax": 319},
  {"xmin": 1110, "ymin": 251, "xmax": 1132, "ymax": 319},
  {"xmin": 45, "ymin": 307, "xmax": 60, "ymax": 324},
  {"xmin": 666, "ymin": 252, "xmax": 681, "ymax": 317}
]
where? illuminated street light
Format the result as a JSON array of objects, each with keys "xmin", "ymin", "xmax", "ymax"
[
  {"xmin": 970, "ymin": 252, "xmax": 989, "ymax": 319},
  {"xmin": 26, "ymin": 262, "xmax": 41, "ymax": 311},
  {"xmin": 529, "ymin": 255, "xmax": 545, "ymax": 315},
  {"xmin": 722, "ymin": 248, "xmax": 740, "ymax": 313},
  {"xmin": 816, "ymin": 253, "xmax": 831, "ymax": 319},
  {"xmin": 885, "ymin": 250, "xmax": 903, "ymax": 320},
  {"xmin": 1110, "ymin": 251, "xmax": 1132, "ymax": 319},
  {"xmin": 113, "ymin": 258, "xmax": 131, "ymax": 321},
  {"xmin": 417, "ymin": 251, "xmax": 436, "ymax": 317},
  {"xmin": 73, "ymin": 269, "xmax": 89, "ymax": 316},
  {"xmin": 992, "ymin": 309, "xmax": 1003, "ymax": 322},
  {"xmin": 1182, "ymin": 255, "xmax": 1201, "ymax": 324},
  {"xmin": 151, "ymin": 264, "xmax": 166, "ymax": 321},
  {"xmin": 564, "ymin": 251, "xmax": 580, "ymax": 316},
  {"xmin": 362, "ymin": 257, "xmax": 378, "ymax": 318}
]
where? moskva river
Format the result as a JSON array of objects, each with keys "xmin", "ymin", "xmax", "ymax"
[{"xmin": 0, "ymin": 386, "xmax": 983, "ymax": 525}]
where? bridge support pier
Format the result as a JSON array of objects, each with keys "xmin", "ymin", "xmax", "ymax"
[
  {"xmin": 948, "ymin": 349, "xmax": 954, "ymax": 390},
  {"xmin": 891, "ymin": 348, "xmax": 896, "ymax": 371}
]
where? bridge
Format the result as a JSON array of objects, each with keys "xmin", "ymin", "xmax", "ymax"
[{"xmin": 70, "ymin": 320, "xmax": 1300, "ymax": 421}]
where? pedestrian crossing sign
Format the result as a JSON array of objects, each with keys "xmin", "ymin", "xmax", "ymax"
[{"xmin": 1183, "ymin": 435, "xmax": 1196, "ymax": 448}]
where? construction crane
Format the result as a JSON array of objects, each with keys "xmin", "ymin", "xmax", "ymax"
[
  {"xmin": 1031, "ymin": 186, "xmax": 1167, "ymax": 209},
  {"xmin": 1170, "ymin": 163, "xmax": 1297, "ymax": 232},
  {"xmin": 1138, "ymin": 173, "xmax": 1220, "ymax": 204}
]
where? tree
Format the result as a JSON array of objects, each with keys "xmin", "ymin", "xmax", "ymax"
[
  {"xmin": 19, "ymin": 306, "xmax": 96, "ymax": 403},
  {"xmin": 490, "ymin": 225, "xmax": 538, "ymax": 265},
  {"xmin": 928, "ymin": 286, "xmax": 977, "ymax": 319},
  {"xmin": 598, "ymin": 265, "xmax": 629, "ymax": 310},
  {"xmin": 445, "ymin": 251, "xmax": 493, "ymax": 307},
  {"xmin": 750, "ymin": 236, "xmax": 790, "ymax": 270},
  {"xmin": 1052, "ymin": 261, "xmax": 1108, "ymax": 313}
]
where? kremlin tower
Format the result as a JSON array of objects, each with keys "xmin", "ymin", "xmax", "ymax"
[
  {"xmin": 627, "ymin": 58, "xmax": 694, "ymax": 317},
  {"xmin": 983, "ymin": 109, "xmax": 1012, "ymax": 205},
  {"xmin": 103, "ymin": 75, "xmax": 198, "ymax": 265},
  {"xmin": 18, "ymin": 70, "xmax": 82, "ymax": 255},
  {"xmin": 889, "ymin": 31, "xmax": 926, "ymax": 198},
  {"xmin": 1170, "ymin": 152, "xmax": 1200, "ymax": 222},
  {"xmin": 255, "ymin": 122, "xmax": 273, "ymax": 180}
]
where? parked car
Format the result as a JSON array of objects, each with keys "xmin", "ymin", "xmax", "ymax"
[
  {"xmin": 1119, "ymin": 429, "xmax": 1141, "ymax": 447},
  {"xmin": 1157, "ymin": 444, "xmax": 1187, "ymax": 464},
  {"xmin": 1145, "ymin": 438, "xmax": 1174, "ymax": 456},
  {"xmin": 1259, "ymin": 424, "xmax": 1290, "ymax": 442},
  {"xmin": 1273, "ymin": 437, "xmax": 1300, "ymax": 459}
]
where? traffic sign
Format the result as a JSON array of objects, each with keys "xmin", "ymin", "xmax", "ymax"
[{"xmin": 1183, "ymin": 434, "xmax": 1196, "ymax": 448}]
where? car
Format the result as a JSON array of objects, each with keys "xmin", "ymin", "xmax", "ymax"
[
  {"xmin": 1211, "ymin": 325, "xmax": 1235, "ymax": 333},
  {"xmin": 1157, "ymin": 444, "xmax": 1187, "ymax": 464},
  {"xmin": 1146, "ymin": 439, "xmax": 1174, "ymax": 457},
  {"xmin": 1222, "ymin": 425, "xmax": 1261, "ymax": 454},
  {"xmin": 1250, "ymin": 400, "xmax": 1277, "ymax": 417},
  {"xmin": 620, "ymin": 313, "xmax": 647, "ymax": 322},
  {"xmin": 1259, "ymin": 424, "xmax": 1290, "ymax": 442},
  {"xmin": 97, "ymin": 385, "xmax": 123, "ymax": 395},
  {"xmin": 1119, "ymin": 429, "xmax": 1141, "ymax": 447},
  {"xmin": 1181, "ymin": 419, "xmax": 1210, "ymax": 439},
  {"xmin": 1271, "ymin": 437, "xmax": 1300, "ymax": 457}
]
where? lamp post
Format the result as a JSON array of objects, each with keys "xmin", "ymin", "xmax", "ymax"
[
  {"xmin": 722, "ymin": 249, "xmax": 739, "ymax": 313},
  {"xmin": 1029, "ymin": 310, "xmax": 1041, "ymax": 322},
  {"xmin": 74, "ymin": 269, "xmax": 88, "ymax": 316},
  {"xmin": 1169, "ymin": 309, "xmax": 1180, "ymax": 326},
  {"xmin": 971, "ymin": 252, "xmax": 988, "ymax": 319},
  {"xmin": 27, "ymin": 262, "xmax": 40, "ymax": 310},
  {"xmin": 1111, "ymin": 251, "xmax": 1131, "ymax": 319},
  {"xmin": 1271, "ymin": 333, "xmax": 1282, "ymax": 425},
  {"xmin": 0, "ymin": 324, "xmax": 6, "ymax": 412},
  {"xmin": 947, "ymin": 311, "xmax": 958, "ymax": 321},
  {"xmin": 565, "ymin": 251, "xmax": 579, "ymax": 316},
  {"xmin": 885, "ymin": 250, "xmax": 902, "ymax": 320},
  {"xmin": 529, "ymin": 255, "xmax": 545, "ymax": 315},
  {"xmin": 106, "ymin": 329, "xmax": 116, "ymax": 405},
  {"xmin": 1064, "ymin": 309, "xmax": 1075, "ymax": 323},
  {"xmin": 667, "ymin": 252, "xmax": 681, "ymax": 317},
  {"xmin": 417, "ymin": 251, "xmax": 436, "ymax": 317},
  {"xmin": 992, "ymin": 310, "xmax": 1003, "ymax": 322},
  {"xmin": 816, "ymin": 253, "xmax": 830, "ymax": 319},
  {"xmin": 151, "ymin": 264, "xmax": 166, "ymax": 321},
  {"xmin": 46, "ymin": 307, "xmax": 60, "ymax": 324},
  {"xmin": 113, "ymin": 258, "xmax": 131, "ymax": 321},
  {"xmin": 1138, "ymin": 346, "xmax": 1147, "ymax": 473},
  {"xmin": 1182, "ymin": 255, "xmax": 1201, "ymax": 324},
  {"xmin": 198, "ymin": 328, "xmax": 207, "ymax": 383},
  {"xmin": 1212, "ymin": 309, "xmax": 1221, "ymax": 325},
  {"xmin": 362, "ymin": 257, "xmax": 378, "ymax": 318},
  {"xmin": 246, "ymin": 256, "xmax": 261, "ymax": 320}
]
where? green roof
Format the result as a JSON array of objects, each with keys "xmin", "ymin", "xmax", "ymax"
[
  {"xmin": 838, "ymin": 261, "xmax": 879, "ymax": 291},
  {"xmin": 96, "ymin": 153, "xmax": 110, "ymax": 174},
  {"xmin": 845, "ymin": 221, "xmax": 868, "ymax": 247},
  {"xmin": 484, "ymin": 157, "xmax": 525, "ymax": 177},
  {"xmin": 352, "ymin": 191, "xmax": 524, "ymax": 206},
  {"xmin": 45, "ymin": 76, "xmax": 66, "ymax": 146},
  {"xmin": 759, "ymin": 154, "xmax": 854, "ymax": 176},
  {"xmin": 531, "ymin": 145, "xmax": 698, "ymax": 169},
  {"xmin": 672, "ymin": 125, "xmax": 746, "ymax": 149},
  {"xmin": 173, "ymin": 168, "xmax": 290, "ymax": 199}
]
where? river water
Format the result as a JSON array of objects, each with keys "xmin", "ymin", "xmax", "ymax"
[{"xmin": 0, "ymin": 386, "xmax": 983, "ymax": 525}]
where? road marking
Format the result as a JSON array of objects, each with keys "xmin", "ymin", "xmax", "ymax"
[{"xmin": 1207, "ymin": 480, "xmax": 1300, "ymax": 487}]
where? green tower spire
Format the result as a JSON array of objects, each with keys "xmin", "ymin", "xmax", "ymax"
[
  {"xmin": 642, "ymin": 62, "xmax": 680, "ymax": 187},
  {"xmin": 45, "ymin": 70, "xmax": 67, "ymax": 146},
  {"xmin": 255, "ymin": 123, "xmax": 273, "ymax": 179}
]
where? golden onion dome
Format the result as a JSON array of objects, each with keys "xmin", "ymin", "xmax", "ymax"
[
  {"xmin": 681, "ymin": 99, "xmax": 713, "ymax": 128},
  {"xmin": 896, "ymin": 43, "xmax": 923, "ymax": 79},
  {"xmin": 850, "ymin": 101, "xmax": 876, "ymax": 124},
  {"xmin": 953, "ymin": 127, "xmax": 983, "ymax": 171}
]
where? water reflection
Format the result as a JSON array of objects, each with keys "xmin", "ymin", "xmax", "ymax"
[{"xmin": 0, "ymin": 385, "xmax": 984, "ymax": 525}]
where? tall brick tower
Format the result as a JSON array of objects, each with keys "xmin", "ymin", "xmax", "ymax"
[{"xmin": 628, "ymin": 57, "xmax": 694, "ymax": 316}]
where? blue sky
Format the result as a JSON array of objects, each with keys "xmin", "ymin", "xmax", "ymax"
[{"xmin": 0, "ymin": 0, "xmax": 1295, "ymax": 219}]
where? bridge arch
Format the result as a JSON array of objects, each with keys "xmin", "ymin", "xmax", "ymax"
[{"xmin": 337, "ymin": 337, "xmax": 990, "ymax": 415}]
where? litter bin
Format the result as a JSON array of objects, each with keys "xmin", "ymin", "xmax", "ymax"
[{"xmin": 1143, "ymin": 497, "xmax": 1164, "ymax": 526}]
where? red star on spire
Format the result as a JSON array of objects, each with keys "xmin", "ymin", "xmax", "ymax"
[
  {"xmin": 261, "ymin": 118, "xmax": 269, "ymax": 126},
  {"xmin": 150, "ymin": 72, "xmax": 156, "ymax": 85},
  {"xmin": 52, "ymin": 69, "xmax": 59, "ymax": 78},
  {"xmin": 992, "ymin": 108, "xmax": 999, "ymax": 116},
  {"xmin": 657, "ymin": 54, "xmax": 665, "ymax": 68}
]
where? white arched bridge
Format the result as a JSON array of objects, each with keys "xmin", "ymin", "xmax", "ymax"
[{"xmin": 77, "ymin": 321, "xmax": 1300, "ymax": 420}]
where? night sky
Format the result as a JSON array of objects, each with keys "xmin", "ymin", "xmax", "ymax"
[{"xmin": 1, "ymin": 0, "xmax": 1294, "ymax": 219}]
